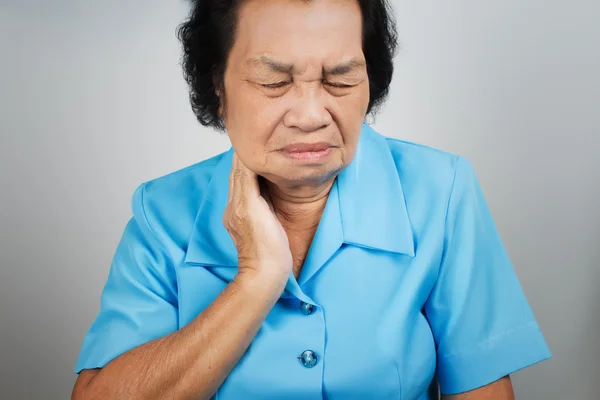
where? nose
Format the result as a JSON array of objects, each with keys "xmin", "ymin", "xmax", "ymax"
[{"xmin": 283, "ymin": 86, "xmax": 332, "ymax": 132}]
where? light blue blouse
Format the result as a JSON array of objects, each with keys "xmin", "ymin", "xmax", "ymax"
[{"xmin": 74, "ymin": 123, "xmax": 551, "ymax": 398}]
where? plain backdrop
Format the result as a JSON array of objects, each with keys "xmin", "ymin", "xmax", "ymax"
[{"xmin": 1, "ymin": 1, "xmax": 598, "ymax": 399}]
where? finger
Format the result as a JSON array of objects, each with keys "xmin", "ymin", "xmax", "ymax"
[
  {"xmin": 227, "ymin": 153, "xmax": 237, "ymax": 204},
  {"xmin": 230, "ymin": 152, "xmax": 246, "ymax": 203},
  {"xmin": 234, "ymin": 153, "xmax": 260, "ymax": 199}
]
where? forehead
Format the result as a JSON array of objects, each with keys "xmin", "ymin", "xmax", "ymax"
[{"xmin": 230, "ymin": 0, "xmax": 364, "ymax": 70}]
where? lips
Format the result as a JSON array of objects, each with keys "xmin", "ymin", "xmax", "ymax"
[
  {"xmin": 282, "ymin": 142, "xmax": 332, "ymax": 153},
  {"xmin": 279, "ymin": 142, "xmax": 334, "ymax": 162}
]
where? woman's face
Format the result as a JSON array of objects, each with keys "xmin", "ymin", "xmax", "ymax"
[{"xmin": 222, "ymin": 0, "xmax": 369, "ymax": 187}]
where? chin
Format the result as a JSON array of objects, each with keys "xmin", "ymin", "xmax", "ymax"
[{"xmin": 270, "ymin": 162, "xmax": 343, "ymax": 185}]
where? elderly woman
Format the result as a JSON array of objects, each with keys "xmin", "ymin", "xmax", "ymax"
[{"xmin": 72, "ymin": 0, "xmax": 551, "ymax": 399}]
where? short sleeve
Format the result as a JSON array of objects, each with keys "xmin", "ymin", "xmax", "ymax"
[
  {"xmin": 74, "ymin": 183, "xmax": 179, "ymax": 374},
  {"xmin": 425, "ymin": 156, "xmax": 551, "ymax": 395}
]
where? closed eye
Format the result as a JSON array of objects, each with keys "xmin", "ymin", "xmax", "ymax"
[
  {"xmin": 261, "ymin": 82, "xmax": 290, "ymax": 89},
  {"xmin": 324, "ymin": 82, "xmax": 355, "ymax": 88}
]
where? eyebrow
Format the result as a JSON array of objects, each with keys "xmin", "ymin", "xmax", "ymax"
[
  {"xmin": 246, "ymin": 56, "xmax": 294, "ymax": 73},
  {"xmin": 323, "ymin": 59, "xmax": 366, "ymax": 76},
  {"xmin": 246, "ymin": 56, "xmax": 366, "ymax": 75}
]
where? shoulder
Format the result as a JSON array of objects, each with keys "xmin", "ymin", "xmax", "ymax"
[
  {"xmin": 141, "ymin": 151, "xmax": 225, "ymax": 204},
  {"xmin": 383, "ymin": 135, "xmax": 461, "ymax": 183},
  {"xmin": 130, "ymin": 151, "xmax": 228, "ymax": 250},
  {"xmin": 374, "ymin": 131, "xmax": 478, "ymax": 232},
  {"xmin": 381, "ymin": 134, "xmax": 472, "ymax": 197}
]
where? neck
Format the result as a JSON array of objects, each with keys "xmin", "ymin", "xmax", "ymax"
[{"xmin": 266, "ymin": 178, "xmax": 334, "ymax": 233}]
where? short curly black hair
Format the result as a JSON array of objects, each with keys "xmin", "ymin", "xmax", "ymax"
[{"xmin": 177, "ymin": 0, "xmax": 398, "ymax": 131}]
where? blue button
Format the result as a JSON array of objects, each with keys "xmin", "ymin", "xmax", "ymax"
[
  {"xmin": 300, "ymin": 301, "xmax": 315, "ymax": 315},
  {"xmin": 298, "ymin": 350, "xmax": 318, "ymax": 368}
]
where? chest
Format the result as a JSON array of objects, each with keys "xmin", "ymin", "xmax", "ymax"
[{"xmin": 177, "ymin": 245, "xmax": 442, "ymax": 399}]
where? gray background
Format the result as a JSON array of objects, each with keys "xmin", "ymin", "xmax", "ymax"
[{"xmin": 1, "ymin": 1, "xmax": 598, "ymax": 399}]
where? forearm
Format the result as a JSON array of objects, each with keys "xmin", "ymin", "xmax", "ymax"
[{"xmin": 81, "ymin": 273, "xmax": 285, "ymax": 400}]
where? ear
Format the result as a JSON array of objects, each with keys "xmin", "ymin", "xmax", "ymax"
[
  {"xmin": 216, "ymin": 91, "xmax": 224, "ymax": 118},
  {"xmin": 213, "ymin": 85, "xmax": 222, "ymax": 118},
  {"xmin": 213, "ymin": 74, "xmax": 224, "ymax": 117},
  {"xmin": 213, "ymin": 71, "xmax": 221, "ymax": 97},
  {"xmin": 212, "ymin": 67, "xmax": 229, "ymax": 122}
]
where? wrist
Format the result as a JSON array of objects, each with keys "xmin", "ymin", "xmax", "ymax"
[{"xmin": 233, "ymin": 270, "xmax": 288, "ymax": 301}]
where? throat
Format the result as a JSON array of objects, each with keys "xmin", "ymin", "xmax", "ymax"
[
  {"xmin": 288, "ymin": 228, "xmax": 318, "ymax": 280},
  {"xmin": 268, "ymin": 181, "xmax": 332, "ymax": 280}
]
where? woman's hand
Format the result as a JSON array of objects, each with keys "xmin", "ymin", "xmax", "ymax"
[
  {"xmin": 223, "ymin": 152, "xmax": 293, "ymax": 287},
  {"xmin": 74, "ymin": 158, "xmax": 295, "ymax": 399}
]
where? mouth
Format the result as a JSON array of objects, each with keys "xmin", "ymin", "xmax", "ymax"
[{"xmin": 279, "ymin": 142, "xmax": 335, "ymax": 162}]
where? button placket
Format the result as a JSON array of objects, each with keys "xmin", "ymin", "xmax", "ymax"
[
  {"xmin": 298, "ymin": 350, "xmax": 318, "ymax": 368},
  {"xmin": 299, "ymin": 301, "xmax": 315, "ymax": 315}
]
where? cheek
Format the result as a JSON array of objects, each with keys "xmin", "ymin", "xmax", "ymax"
[
  {"xmin": 340, "ymin": 124, "xmax": 362, "ymax": 156},
  {"xmin": 224, "ymin": 95, "xmax": 281, "ymax": 169},
  {"xmin": 226, "ymin": 83, "xmax": 282, "ymax": 130},
  {"xmin": 356, "ymin": 83, "xmax": 371, "ymax": 115},
  {"xmin": 335, "ymin": 86, "xmax": 369, "ymax": 132},
  {"xmin": 334, "ymin": 85, "xmax": 369, "ymax": 120},
  {"xmin": 228, "ymin": 107, "xmax": 278, "ymax": 149}
]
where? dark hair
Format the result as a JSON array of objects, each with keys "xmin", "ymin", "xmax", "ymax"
[{"xmin": 177, "ymin": 0, "xmax": 398, "ymax": 131}]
